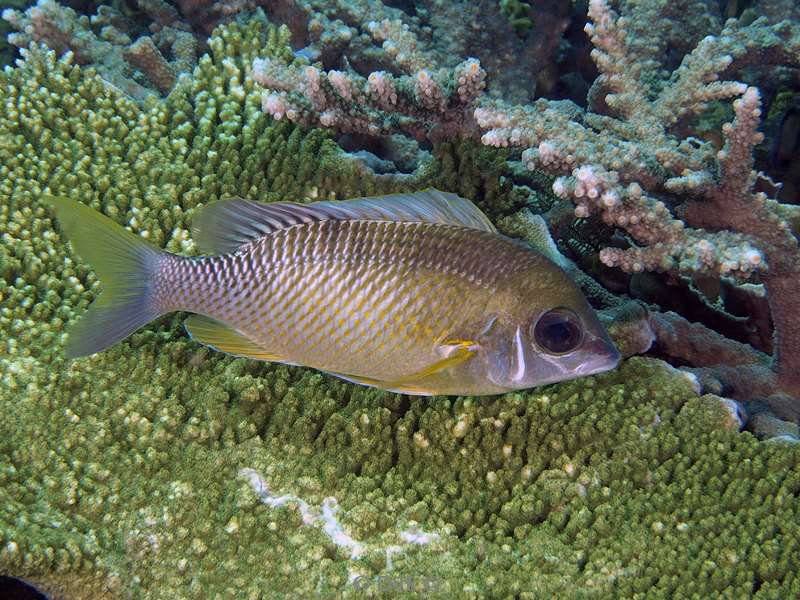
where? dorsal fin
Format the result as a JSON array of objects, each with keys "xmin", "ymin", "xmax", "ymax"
[{"xmin": 191, "ymin": 189, "xmax": 496, "ymax": 254}]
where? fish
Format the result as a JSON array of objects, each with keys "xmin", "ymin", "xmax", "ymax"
[{"xmin": 42, "ymin": 189, "xmax": 620, "ymax": 396}]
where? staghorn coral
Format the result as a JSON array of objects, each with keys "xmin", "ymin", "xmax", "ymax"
[
  {"xmin": 4, "ymin": 0, "xmax": 572, "ymax": 103},
  {"xmin": 480, "ymin": 8, "xmax": 800, "ymax": 188},
  {"xmin": 174, "ymin": 0, "xmax": 571, "ymax": 101},
  {"xmin": 253, "ymin": 53, "xmax": 487, "ymax": 140},
  {"xmin": 616, "ymin": 0, "xmax": 724, "ymax": 76},
  {"xmin": 538, "ymin": 4, "xmax": 800, "ymax": 412}
]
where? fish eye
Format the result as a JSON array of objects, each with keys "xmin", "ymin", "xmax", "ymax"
[{"xmin": 532, "ymin": 308, "xmax": 584, "ymax": 355}]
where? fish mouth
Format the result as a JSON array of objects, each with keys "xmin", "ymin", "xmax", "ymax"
[{"xmin": 575, "ymin": 335, "xmax": 622, "ymax": 376}]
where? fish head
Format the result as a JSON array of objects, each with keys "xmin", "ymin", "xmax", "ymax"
[{"xmin": 481, "ymin": 269, "xmax": 621, "ymax": 390}]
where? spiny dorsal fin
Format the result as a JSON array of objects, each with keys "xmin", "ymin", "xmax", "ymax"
[{"xmin": 191, "ymin": 189, "xmax": 496, "ymax": 254}]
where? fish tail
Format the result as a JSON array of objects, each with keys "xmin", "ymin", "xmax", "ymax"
[{"xmin": 42, "ymin": 195, "xmax": 170, "ymax": 358}]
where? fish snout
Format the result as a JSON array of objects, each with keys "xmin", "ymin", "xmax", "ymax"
[{"xmin": 576, "ymin": 334, "xmax": 621, "ymax": 376}]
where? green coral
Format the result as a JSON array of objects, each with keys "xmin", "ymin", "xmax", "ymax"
[
  {"xmin": 429, "ymin": 139, "xmax": 531, "ymax": 217},
  {"xmin": 2, "ymin": 11, "xmax": 800, "ymax": 600},
  {"xmin": 3, "ymin": 345, "xmax": 799, "ymax": 598},
  {"xmin": 499, "ymin": 0, "xmax": 534, "ymax": 38}
]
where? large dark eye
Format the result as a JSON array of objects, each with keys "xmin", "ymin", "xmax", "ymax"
[{"xmin": 533, "ymin": 309, "xmax": 584, "ymax": 354}]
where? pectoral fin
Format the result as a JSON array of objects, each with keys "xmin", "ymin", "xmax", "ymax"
[
  {"xmin": 324, "ymin": 340, "xmax": 477, "ymax": 395},
  {"xmin": 409, "ymin": 340, "xmax": 477, "ymax": 380},
  {"xmin": 185, "ymin": 315, "xmax": 284, "ymax": 361}
]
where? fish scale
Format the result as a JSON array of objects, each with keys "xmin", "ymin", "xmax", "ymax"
[{"xmin": 162, "ymin": 219, "xmax": 506, "ymax": 379}]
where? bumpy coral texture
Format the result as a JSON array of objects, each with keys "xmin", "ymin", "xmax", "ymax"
[
  {"xmin": 2, "ymin": 15, "xmax": 800, "ymax": 600},
  {"xmin": 3, "ymin": 345, "xmax": 800, "ymax": 599}
]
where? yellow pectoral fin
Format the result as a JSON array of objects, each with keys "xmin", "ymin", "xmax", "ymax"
[
  {"xmin": 325, "ymin": 341, "xmax": 477, "ymax": 395},
  {"xmin": 399, "ymin": 341, "xmax": 477, "ymax": 382},
  {"xmin": 184, "ymin": 315, "xmax": 284, "ymax": 361}
]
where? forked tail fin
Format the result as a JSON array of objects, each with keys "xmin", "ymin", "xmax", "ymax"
[{"xmin": 42, "ymin": 195, "xmax": 169, "ymax": 358}]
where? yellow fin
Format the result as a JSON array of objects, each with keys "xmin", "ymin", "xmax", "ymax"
[
  {"xmin": 322, "ymin": 371, "xmax": 440, "ymax": 396},
  {"xmin": 42, "ymin": 195, "xmax": 167, "ymax": 358},
  {"xmin": 325, "ymin": 340, "xmax": 477, "ymax": 395},
  {"xmin": 403, "ymin": 340, "xmax": 477, "ymax": 381},
  {"xmin": 184, "ymin": 315, "xmax": 283, "ymax": 361}
]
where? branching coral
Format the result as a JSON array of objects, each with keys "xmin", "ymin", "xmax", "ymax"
[
  {"xmin": 213, "ymin": 0, "xmax": 569, "ymax": 101},
  {"xmin": 532, "ymin": 3, "xmax": 800, "ymax": 411},
  {"xmin": 249, "ymin": 0, "xmax": 800, "ymax": 417},
  {"xmin": 3, "ymin": 0, "xmax": 199, "ymax": 99},
  {"xmin": 253, "ymin": 54, "xmax": 486, "ymax": 141}
]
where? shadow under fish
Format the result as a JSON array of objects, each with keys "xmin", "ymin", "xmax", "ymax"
[{"xmin": 43, "ymin": 189, "xmax": 620, "ymax": 395}]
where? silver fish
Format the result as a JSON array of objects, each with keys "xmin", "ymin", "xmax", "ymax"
[{"xmin": 43, "ymin": 190, "xmax": 620, "ymax": 395}]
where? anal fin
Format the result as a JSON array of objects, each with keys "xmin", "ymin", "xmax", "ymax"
[
  {"xmin": 185, "ymin": 315, "xmax": 283, "ymax": 361},
  {"xmin": 322, "ymin": 370, "xmax": 442, "ymax": 396}
]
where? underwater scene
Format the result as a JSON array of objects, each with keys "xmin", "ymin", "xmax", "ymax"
[{"xmin": 1, "ymin": 0, "xmax": 799, "ymax": 598}]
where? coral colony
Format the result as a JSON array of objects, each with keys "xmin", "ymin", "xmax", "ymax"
[{"xmin": 0, "ymin": 1, "xmax": 799, "ymax": 599}]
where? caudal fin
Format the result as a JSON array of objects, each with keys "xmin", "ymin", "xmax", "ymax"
[{"xmin": 42, "ymin": 195, "xmax": 167, "ymax": 358}]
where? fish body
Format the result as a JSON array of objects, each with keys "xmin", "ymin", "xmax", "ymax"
[{"xmin": 44, "ymin": 190, "xmax": 620, "ymax": 395}]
